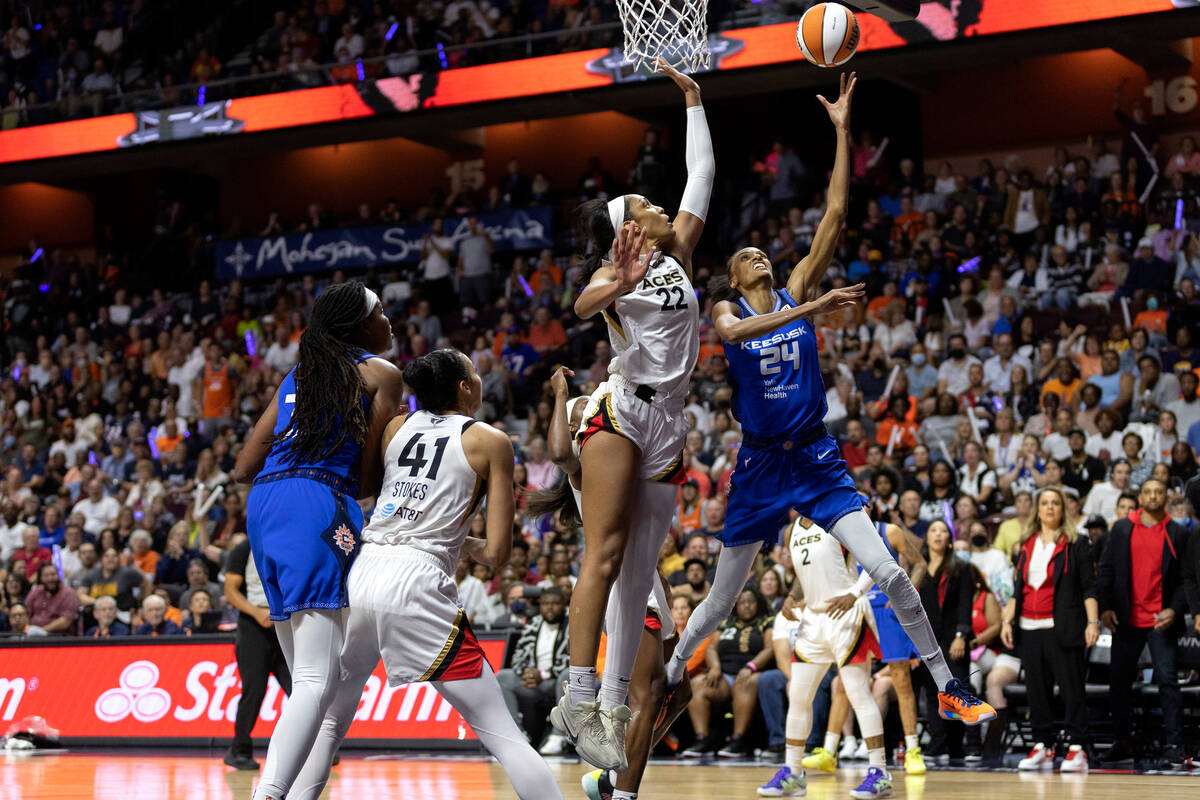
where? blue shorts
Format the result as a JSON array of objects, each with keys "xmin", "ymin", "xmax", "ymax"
[
  {"xmin": 870, "ymin": 602, "xmax": 920, "ymax": 663},
  {"xmin": 722, "ymin": 433, "xmax": 863, "ymax": 547},
  {"xmin": 246, "ymin": 476, "xmax": 363, "ymax": 621}
]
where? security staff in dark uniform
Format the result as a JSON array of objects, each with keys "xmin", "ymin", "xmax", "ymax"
[{"xmin": 224, "ymin": 536, "xmax": 291, "ymax": 770}]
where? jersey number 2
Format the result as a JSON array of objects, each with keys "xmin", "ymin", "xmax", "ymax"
[
  {"xmin": 655, "ymin": 286, "xmax": 688, "ymax": 312},
  {"xmin": 760, "ymin": 340, "xmax": 803, "ymax": 377},
  {"xmin": 396, "ymin": 433, "xmax": 449, "ymax": 479}
]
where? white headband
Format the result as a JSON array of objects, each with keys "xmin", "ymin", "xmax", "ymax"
[
  {"xmin": 363, "ymin": 288, "xmax": 380, "ymax": 317},
  {"xmin": 607, "ymin": 197, "xmax": 625, "ymax": 240}
]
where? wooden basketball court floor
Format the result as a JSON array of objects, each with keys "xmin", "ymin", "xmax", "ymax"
[{"xmin": 4, "ymin": 752, "xmax": 1198, "ymax": 799}]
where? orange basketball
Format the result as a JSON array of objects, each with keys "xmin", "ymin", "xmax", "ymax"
[{"xmin": 796, "ymin": 2, "xmax": 860, "ymax": 68}]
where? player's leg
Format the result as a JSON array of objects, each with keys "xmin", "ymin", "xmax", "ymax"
[
  {"xmin": 286, "ymin": 658, "xmax": 375, "ymax": 800},
  {"xmin": 664, "ymin": 542, "xmax": 759, "ymax": 686},
  {"xmin": 610, "ymin": 624, "xmax": 667, "ymax": 799},
  {"xmin": 804, "ymin": 676, "xmax": 850, "ymax": 772},
  {"xmin": 889, "ymin": 661, "xmax": 924, "ymax": 773},
  {"xmin": 778, "ymin": 662, "xmax": 828, "ymax": 785},
  {"xmin": 436, "ymin": 670, "xmax": 565, "ymax": 800},
  {"xmin": 828, "ymin": 509, "xmax": 993, "ymax": 723},
  {"xmin": 600, "ymin": 481, "xmax": 672, "ymax": 715},
  {"xmin": 569, "ymin": 430, "xmax": 640, "ymax": 702},
  {"xmin": 252, "ymin": 608, "xmax": 346, "ymax": 800},
  {"xmin": 981, "ymin": 657, "xmax": 1019, "ymax": 766},
  {"xmin": 841, "ymin": 662, "xmax": 886, "ymax": 771}
]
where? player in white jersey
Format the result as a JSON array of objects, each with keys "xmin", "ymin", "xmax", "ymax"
[
  {"xmin": 527, "ymin": 367, "xmax": 690, "ymax": 799},
  {"xmin": 757, "ymin": 517, "xmax": 893, "ymax": 800},
  {"xmin": 287, "ymin": 350, "xmax": 563, "ymax": 800},
  {"xmin": 558, "ymin": 58, "xmax": 715, "ymax": 775}
]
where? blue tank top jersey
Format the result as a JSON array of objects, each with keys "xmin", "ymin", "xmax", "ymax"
[
  {"xmin": 723, "ymin": 288, "xmax": 827, "ymax": 440},
  {"xmin": 259, "ymin": 351, "xmax": 374, "ymax": 483},
  {"xmin": 864, "ymin": 521, "xmax": 899, "ymax": 608}
]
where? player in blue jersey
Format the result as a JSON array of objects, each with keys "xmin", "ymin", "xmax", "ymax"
[
  {"xmin": 233, "ymin": 282, "xmax": 403, "ymax": 800},
  {"xmin": 663, "ymin": 73, "xmax": 996, "ymax": 734}
]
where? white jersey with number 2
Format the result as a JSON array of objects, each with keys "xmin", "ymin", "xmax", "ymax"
[{"xmin": 788, "ymin": 517, "xmax": 860, "ymax": 613}]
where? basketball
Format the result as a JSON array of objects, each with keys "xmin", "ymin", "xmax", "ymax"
[{"xmin": 796, "ymin": 2, "xmax": 860, "ymax": 68}]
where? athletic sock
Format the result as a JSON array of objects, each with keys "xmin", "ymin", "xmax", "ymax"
[
  {"xmin": 598, "ymin": 671, "xmax": 630, "ymax": 710},
  {"xmin": 664, "ymin": 653, "xmax": 687, "ymax": 687},
  {"xmin": 786, "ymin": 744, "xmax": 804, "ymax": 772},
  {"xmin": 613, "ymin": 791, "xmax": 637, "ymax": 800},
  {"xmin": 922, "ymin": 650, "xmax": 954, "ymax": 689},
  {"xmin": 905, "ymin": 734, "xmax": 919, "ymax": 751},
  {"xmin": 868, "ymin": 746, "xmax": 886, "ymax": 770},
  {"xmin": 824, "ymin": 732, "xmax": 841, "ymax": 753},
  {"xmin": 568, "ymin": 666, "xmax": 597, "ymax": 705}
]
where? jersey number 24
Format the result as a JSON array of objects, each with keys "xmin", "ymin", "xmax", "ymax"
[{"xmin": 760, "ymin": 340, "xmax": 803, "ymax": 377}]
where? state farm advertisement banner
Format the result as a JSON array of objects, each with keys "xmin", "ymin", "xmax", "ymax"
[{"xmin": 0, "ymin": 638, "xmax": 507, "ymax": 742}]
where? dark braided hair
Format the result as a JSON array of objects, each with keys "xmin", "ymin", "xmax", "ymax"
[
  {"xmin": 574, "ymin": 197, "xmax": 627, "ymax": 280},
  {"xmin": 274, "ymin": 281, "xmax": 372, "ymax": 464},
  {"xmin": 708, "ymin": 249, "xmax": 747, "ymax": 303}
]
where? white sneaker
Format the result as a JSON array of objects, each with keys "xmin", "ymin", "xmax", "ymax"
[
  {"xmin": 1060, "ymin": 745, "xmax": 1088, "ymax": 773},
  {"xmin": 539, "ymin": 733, "xmax": 568, "ymax": 755},
  {"xmin": 839, "ymin": 737, "xmax": 859, "ymax": 761},
  {"xmin": 571, "ymin": 704, "xmax": 631, "ymax": 773},
  {"xmin": 1017, "ymin": 743, "xmax": 1051, "ymax": 770},
  {"xmin": 852, "ymin": 740, "xmax": 869, "ymax": 761},
  {"xmin": 549, "ymin": 688, "xmax": 594, "ymax": 744}
]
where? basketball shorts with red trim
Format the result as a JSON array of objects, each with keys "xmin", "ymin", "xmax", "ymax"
[
  {"xmin": 793, "ymin": 601, "xmax": 881, "ymax": 667},
  {"xmin": 341, "ymin": 543, "xmax": 485, "ymax": 686},
  {"xmin": 576, "ymin": 378, "xmax": 688, "ymax": 483}
]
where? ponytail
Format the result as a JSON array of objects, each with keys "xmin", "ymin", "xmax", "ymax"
[
  {"xmin": 402, "ymin": 349, "xmax": 470, "ymax": 413},
  {"xmin": 524, "ymin": 476, "xmax": 581, "ymax": 529},
  {"xmin": 574, "ymin": 198, "xmax": 626, "ymax": 280}
]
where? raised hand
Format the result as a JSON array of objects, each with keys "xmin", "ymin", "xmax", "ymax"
[
  {"xmin": 655, "ymin": 57, "xmax": 700, "ymax": 102},
  {"xmin": 550, "ymin": 366, "xmax": 575, "ymax": 398},
  {"xmin": 810, "ymin": 283, "xmax": 866, "ymax": 317},
  {"xmin": 613, "ymin": 222, "xmax": 654, "ymax": 291},
  {"xmin": 817, "ymin": 71, "xmax": 857, "ymax": 131}
]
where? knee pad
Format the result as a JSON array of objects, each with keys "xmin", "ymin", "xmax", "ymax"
[{"xmin": 875, "ymin": 561, "xmax": 922, "ymax": 617}]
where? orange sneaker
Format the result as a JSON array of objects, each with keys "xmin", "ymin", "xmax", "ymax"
[{"xmin": 938, "ymin": 678, "xmax": 996, "ymax": 725}]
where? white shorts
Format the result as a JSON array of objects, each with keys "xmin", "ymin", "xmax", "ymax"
[
  {"xmin": 793, "ymin": 600, "xmax": 880, "ymax": 667},
  {"xmin": 341, "ymin": 543, "xmax": 486, "ymax": 687},
  {"xmin": 973, "ymin": 647, "xmax": 1021, "ymax": 676},
  {"xmin": 577, "ymin": 375, "xmax": 689, "ymax": 482}
]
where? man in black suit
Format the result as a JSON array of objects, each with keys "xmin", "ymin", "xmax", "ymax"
[{"xmin": 1097, "ymin": 479, "xmax": 1190, "ymax": 767}]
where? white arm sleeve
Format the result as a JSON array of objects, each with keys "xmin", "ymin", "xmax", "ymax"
[
  {"xmin": 679, "ymin": 105, "xmax": 714, "ymax": 222},
  {"xmin": 851, "ymin": 568, "xmax": 875, "ymax": 598}
]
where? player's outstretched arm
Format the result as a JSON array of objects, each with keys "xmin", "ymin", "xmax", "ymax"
[
  {"xmin": 657, "ymin": 59, "xmax": 713, "ymax": 266},
  {"xmin": 787, "ymin": 72, "xmax": 856, "ymax": 301},
  {"xmin": 546, "ymin": 367, "xmax": 580, "ymax": 476},
  {"xmin": 233, "ymin": 386, "xmax": 280, "ymax": 484},
  {"xmin": 574, "ymin": 224, "xmax": 654, "ymax": 319},
  {"xmin": 712, "ymin": 284, "xmax": 864, "ymax": 344}
]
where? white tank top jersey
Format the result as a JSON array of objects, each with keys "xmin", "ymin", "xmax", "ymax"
[
  {"xmin": 788, "ymin": 518, "xmax": 860, "ymax": 614},
  {"xmin": 361, "ymin": 411, "xmax": 486, "ymax": 575},
  {"xmin": 602, "ymin": 254, "xmax": 700, "ymax": 397}
]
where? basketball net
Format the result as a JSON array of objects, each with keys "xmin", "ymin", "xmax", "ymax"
[{"xmin": 616, "ymin": 0, "xmax": 710, "ymax": 73}]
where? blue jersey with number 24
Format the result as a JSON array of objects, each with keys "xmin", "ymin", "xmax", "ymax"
[{"xmin": 724, "ymin": 288, "xmax": 826, "ymax": 440}]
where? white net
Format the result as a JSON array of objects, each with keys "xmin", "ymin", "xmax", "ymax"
[{"xmin": 615, "ymin": 0, "xmax": 710, "ymax": 73}]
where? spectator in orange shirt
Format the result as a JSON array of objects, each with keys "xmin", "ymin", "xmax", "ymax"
[
  {"xmin": 155, "ymin": 419, "xmax": 185, "ymax": 455},
  {"xmin": 866, "ymin": 280, "xmax": 902, "ymax": 324},
  {"xmin": 125, "ymin": 530, "xmax": 159, "ymax": 580},
  {"xmin": 190, "ymin": 47, "xmax": 221, "ymax": 83},
  {"xmin": 491, "ymin": 312, "xmax": 521, "ymax": 359},
  {"xmin": 891, "ymin": 193, "xmax": 925, "ymax": 244},
  {"xmin": 1041, "ymin": 359, "xmax": 1083, "ymax": 409},
  {"xmin": 677, "ymin": 480, "xmax": 703, "ymax": 535},
  {"xmin": 875, "ymin": 396, "xmax": 919, "ymax": 457},
  {"xmin": 527, "ymin": 307, "xmax": 567, "ymax": 356},
  {"xmin": 1132, "ymin": 296, "xmax": 1168, "ymax": 336},
  {"xmin": 528, "ymin": 249, "xmax": 563, "ymax": 296},
  {"xmin": 697, "ymin": 327, "xmax": 723, "ymax": 367}
]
